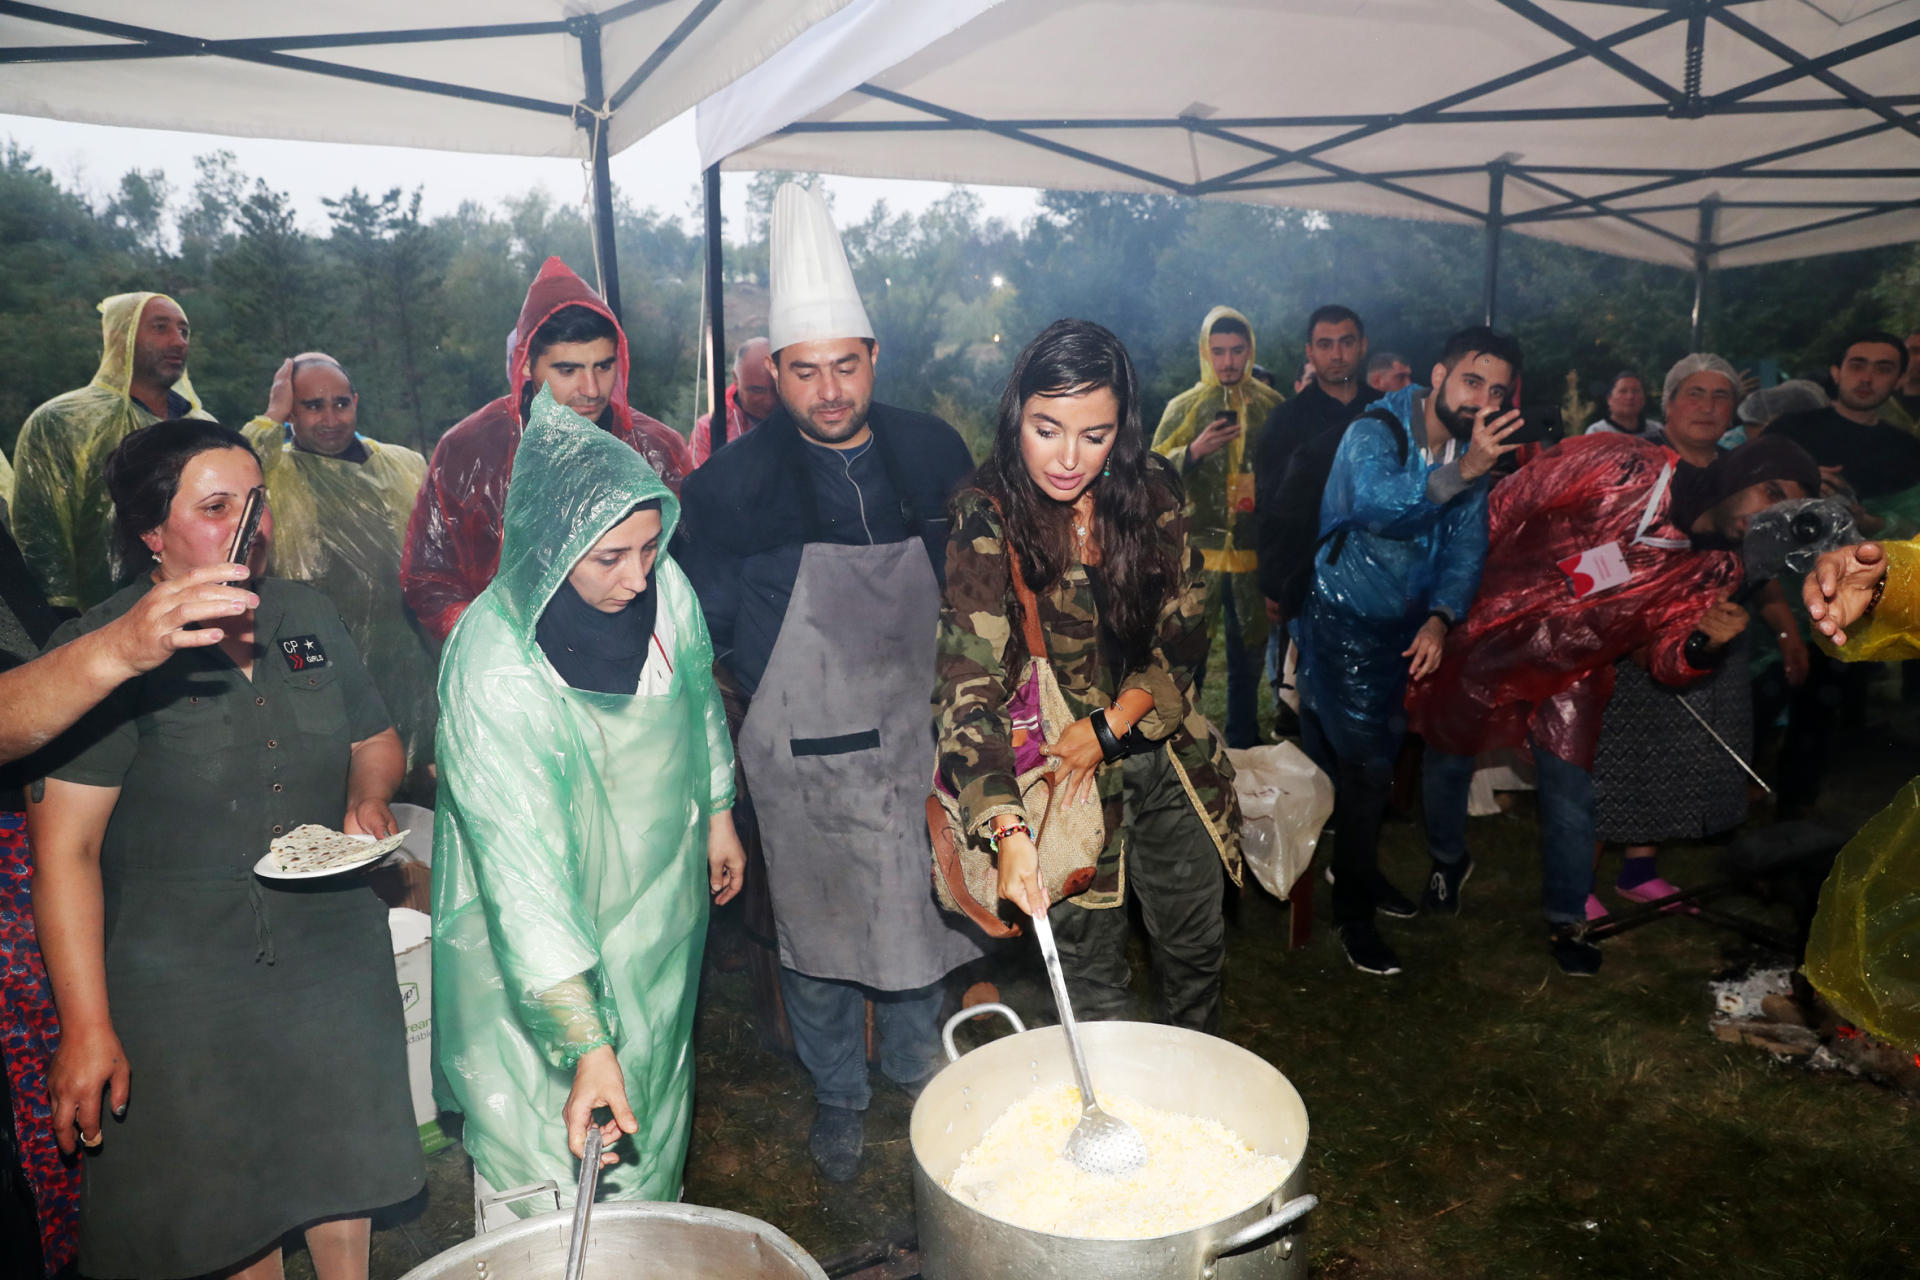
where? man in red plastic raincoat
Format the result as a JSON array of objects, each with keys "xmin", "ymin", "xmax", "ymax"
[
  {"xmin": 401, "ymin": 257, "xmax": 693, "ymax": 644},
  {"xmin": 1406, "ymin": 427, "xmax": 1819, "ymax": 975},
  {"xmin": 690, "ymin": 337, "xmax": 777, "ymax": 467}
]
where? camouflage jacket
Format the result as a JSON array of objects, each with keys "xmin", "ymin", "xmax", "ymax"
[{"xmin": 933, "ymin": 483, "xmax": 1242, "ymax": 909}]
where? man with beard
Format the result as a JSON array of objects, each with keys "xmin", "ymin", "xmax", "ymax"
[
  {"xmin": 11, "ymin": 293, "xmax": 213, "ymax": 610},
  {"xmin": 1408, "ymin": 427, "xmax": 1819, "ymax": 976},
  {"xmin": 244, "ymin": 354, "xmax": 438, "ymax": 787},
  {"xmin": 401, "ymin": 257, "xmax": 692, "ymax": 644},
  {"xmin": 691, "ymin": 337, "xmax": 778, "ymax": 466},
  {"xmin": 679, "ymin": 184, "xmax": 983, "ymax": 1183},
  {"xmin": 1295, "ymin": 325, "xmax": 1521, "ymax": 976}
]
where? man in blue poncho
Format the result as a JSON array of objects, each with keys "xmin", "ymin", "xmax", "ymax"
[{"xmin": 1296, "ymin": 326, "xmax": 1523, "ymax": 977}]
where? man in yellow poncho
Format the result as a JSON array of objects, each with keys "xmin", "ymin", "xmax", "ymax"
[
  {"xmin": 1151, "ymin": 306, "xmax": 1284, "ymax": 747},
  {"xmin": 243, "ymin": 354, "xmax": 438, "ymax": 786},
  {"xmin": 11, "ymin": 293, "xmax": 213, "ymax": 610},
  {"xmin": 1800, "ymin": 537, "xmax": 1920, "ymax": 1052}
]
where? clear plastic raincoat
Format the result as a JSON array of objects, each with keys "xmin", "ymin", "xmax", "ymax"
[
  {"xmin": 242, "ymin": 419, "xmax": 438, "ymax": 778},
  {"xmin": 430, "ymin": 389, "xmax": 734, "ymax": 1207},
  {"xmin": 1804, "ymin": 537, "xmax": 1920, "ymax": 1051},
  {"xmin": 401, "ymin": 258, "xmax": 694, "ymax": 645},
  {"xmin": 10, "ymin": 292, "xmax": 210, "ymax": 609}
]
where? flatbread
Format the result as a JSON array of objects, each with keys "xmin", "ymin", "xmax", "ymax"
[{"xmin": 269, "ymin": 824, "xmax": 410, "ymax": 874}]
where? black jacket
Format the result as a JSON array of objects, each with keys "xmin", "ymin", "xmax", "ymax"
[
  {"xmin": 1254, "ymin": 380, "xmax": 1382, "ymax": 611},
  {"xmin": 679, "ymin": 400, "xmax": 974, "ymax": 694}
]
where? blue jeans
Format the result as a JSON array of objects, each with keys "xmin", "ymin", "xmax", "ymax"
[
  {"xmin": 1206, "ymin": 584, "xmax": 1261, "ymax": 749},
  {"xmin": 778, "ymin": 968, "xmax": 945, "ymax": 1111},
  {"xmin": 1424, "ymin": 739, "xmax": 1594, "ymax": 927}
]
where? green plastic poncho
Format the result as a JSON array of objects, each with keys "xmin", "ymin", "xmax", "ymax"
[
  {"xmin": 1803, "ymin": 537, "xmax": 1920, "ymax": 1051},
  {"xmin": 242, "ymin": 418, "xmax": 438, "ymax": 778},
  {"xmin": 430, "ymin": 388, "xmax": 735, "ymax": 1208},
  {"xmin": 10, "ymin": 292, "xmax": 211, "ymax": 609}
]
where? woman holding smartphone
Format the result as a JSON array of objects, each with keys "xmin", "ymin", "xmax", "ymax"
[
  {"xmin": 933, "ymin": 320, "xmax": 1241, "ymax": 1032},
  {"xmin": 29, "ymin": 419, "xmax": 420, "ymax": 1280}
]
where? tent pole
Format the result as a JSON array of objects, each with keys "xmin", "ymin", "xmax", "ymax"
[
  {"xmin": 572, "ymin": 14, "xmax": 624, "ymax": 323},
  {"xmin": 705, "ymin": 163, "xmax": 728, "ymax": 443},
  {"xmin": 1482, "ymin": 162, "xmax": 1506, "ymax": 328},
  {"xmin": 1690, "ymin": 196, "xmax": 1719, "ymax": 351}
]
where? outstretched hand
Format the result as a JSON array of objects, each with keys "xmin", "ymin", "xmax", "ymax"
[
  {"xmin": 98, "ymin": 563, "xmax": 257, "ymax": 679},
  {"xmin": 1803, "ymin": 541, "xmax": 1888, "ymax": 647}
]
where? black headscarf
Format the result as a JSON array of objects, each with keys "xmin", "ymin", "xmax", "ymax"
[
  {"xmin": 535, "ymin": 576, "xmax": 658, "ymax": 694},
  {"xmin": 1669, "ymin": 434, "xmax": 1821, "ymax": 546}
]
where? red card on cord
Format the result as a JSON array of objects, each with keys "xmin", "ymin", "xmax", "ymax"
[{"xmin": 1558, "ymin": 542, "xmax": 1634, "ymax": 598}]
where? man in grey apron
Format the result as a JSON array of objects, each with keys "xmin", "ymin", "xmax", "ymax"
[{"xmin": 680, "ymin": 183, "xmax": 984, "ymax": 1182}]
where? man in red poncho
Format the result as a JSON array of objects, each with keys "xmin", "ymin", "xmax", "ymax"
[
  {"xmin": 401, "ymin": 257, "xmax": 693, "ymax": 643},
  {"xmin": 1406, "ymin": 426, "xmax": 1819, "ymax": 975},
  {"xmin": 690, "ymin": 337, "xmax": 777, "ymax": 467}
]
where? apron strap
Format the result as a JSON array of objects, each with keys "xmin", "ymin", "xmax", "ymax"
[{"xmin": 1632, "ymin": 462, "xmax": 1692, "ymax": 550}]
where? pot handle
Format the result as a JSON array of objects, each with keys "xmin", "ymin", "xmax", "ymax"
[
  {"xmin": 941, "ymin": 1002, "xmax": 1027, "ymax": 1062},
  {"xmin": 1201, "ymin": 1194, "xmax": 1318, "ymax": 1273}
]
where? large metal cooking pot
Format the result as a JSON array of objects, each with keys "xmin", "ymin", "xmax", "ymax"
[
  {"xmin": 913, "ymin": 1005, "xmax": 1315, "ymax": 1280},
  {"xmin": 397, "ymin": 1201, "xmax": 828, "ymax": 1280}
]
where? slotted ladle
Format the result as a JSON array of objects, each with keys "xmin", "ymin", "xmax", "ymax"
[{"xmin": 1029, "ymin": 906, "xmax": 1149, "ymax": 1177}]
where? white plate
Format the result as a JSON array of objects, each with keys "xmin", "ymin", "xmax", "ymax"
[{"xmin": 253, "ymin": 829, "xmax": 411, "ymax": 881}]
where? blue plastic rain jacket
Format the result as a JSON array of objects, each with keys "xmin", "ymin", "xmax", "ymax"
[{"xmin": 1294, "ymin": 386, "xmax": 1490, "ymax": 765}]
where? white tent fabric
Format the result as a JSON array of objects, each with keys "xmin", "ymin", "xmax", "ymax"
[
  {"xmin": 705, "ymin": 0, "xmax": 1920, "ymax": 270},
  {"xmin": 0, "ymin": 0, "xmax": 854, "ymax": 159}
]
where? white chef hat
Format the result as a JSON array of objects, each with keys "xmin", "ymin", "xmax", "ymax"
[{"xmin": 767, "ymin": 182, "xmax": 873, "ymax": 354}]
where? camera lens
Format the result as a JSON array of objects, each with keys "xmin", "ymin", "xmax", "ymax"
[{"xmin": 1790, "ymin": 510, "xmax": 1824, "ymax": 544}]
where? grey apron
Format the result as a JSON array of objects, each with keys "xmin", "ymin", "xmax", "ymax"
[{"xmin": 740, "ymin": 538, "xmax": 986, "ymax": 990}]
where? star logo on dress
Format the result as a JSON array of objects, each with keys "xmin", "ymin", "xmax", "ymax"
[{"xmin": 279, "ymin": 636, "xmax": 329, "ymax": 672}]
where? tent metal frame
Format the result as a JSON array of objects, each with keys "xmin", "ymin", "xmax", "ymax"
[
  {"xmin": 767, "ymin": 0, "xmax": 1920, "ymax": 344},
  {"xmin": 4, "ymin": 1, "xmax": 1915, "ymax": 400},
  {"xmin": 0, "ymin": 0, "xmax": 740, "ymax": 398}
]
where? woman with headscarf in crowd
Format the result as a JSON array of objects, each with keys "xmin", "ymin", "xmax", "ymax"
[
  {"xmin": 1586, "ymin": 355, "xmax": 1781, "ymax": 915},
  {"xmin": 1586, "ymin": 371, "xmax": 1662, "ymax": 440},
  {"xmin": 432, "ymin": 390, "xmax": 744, "ymax": 1209},
  {"xmin": 934, "ymin": 319, "xmax": 1240, "ymax": 1031},
  {"xmin": 28, "ymin": 419, "xmax": 422, "ymax": 1279}
]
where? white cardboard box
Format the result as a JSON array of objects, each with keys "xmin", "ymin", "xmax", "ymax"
[{"xmin": 388, "ymin": 905, "xmax": 444, "ymax": 1151}]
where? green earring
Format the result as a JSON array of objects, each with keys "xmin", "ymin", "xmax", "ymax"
[{"xmin": 1101, "ymin": 463, "xmax": 1111, "ymax": 477}]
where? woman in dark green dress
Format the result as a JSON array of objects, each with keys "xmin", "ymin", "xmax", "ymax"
[{"xmin": 29, "ymin": 420, "xmax": 423, "ymax": 1279}]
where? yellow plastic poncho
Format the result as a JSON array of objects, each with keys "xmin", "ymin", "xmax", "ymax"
[
  {"xmin": 431, "ymin": 388, "xmax": 734, "ymax": 1209},
  {"xmin": 1150, "ymin": 305, "xmax": 1284, "ymax": 574},
  {"xmin": 0, "ymin": 447, "xmax": 14, "ymax": 527},
  {"xmin": 242, "ymin": 418, "xmax": 438, "ymax": 778},
  {"xmin": 1804, "ymin": 537, "xmax": 1920, "ymax": 1050},
  {"xmin": 10, "ymin": 292, "xmax": 210, "ymax": 609}
]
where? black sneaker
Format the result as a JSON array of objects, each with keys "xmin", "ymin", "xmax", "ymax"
[
  {"xmin": 1549, "ymin": 925, "xmax": 1602, "ymax": 977},
  {"xmin": 1337, "ymin": 922, "xmax": 1402, "ymax": 976},
  {"xmin": 1324, "ymin": 864, "xmax": 1419, "ymax": 919},
  {"xmin": 808, "ymin": 1104, "xmax": 865, "ymax": 1182},
  {"xmin": 1422, "ymin": 855, "xmax": 1474, "ymax": 917}
]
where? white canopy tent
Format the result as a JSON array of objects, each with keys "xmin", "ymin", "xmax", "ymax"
[
  {"xmin": 0, "ymin": 0, "xmax": 854, "ymax": 329},
  {"xmin": 702, "ymin": 0, "xmax": 1920, "ymax": 340}
]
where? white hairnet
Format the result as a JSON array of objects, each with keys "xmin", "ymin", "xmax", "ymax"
[
  {"xmin": 1662, "ymin": 353, "xmax": 1741, "ymax": 408},
  {"xmin": 1738, "ymin": 378, "xmax": 1829, "ymax": 427}
]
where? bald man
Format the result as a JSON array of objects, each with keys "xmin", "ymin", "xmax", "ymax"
[{"xmin": 692, "ymin": 337, "xmax": 779, "ymax": 467}]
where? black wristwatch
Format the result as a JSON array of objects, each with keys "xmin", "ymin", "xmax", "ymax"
[
  {"xmin": 1682, "ymin": 630, "xmax": 1724, "ymax": 670},
  {"xmin": 1426, "ymin": 610, "xmax": 1452, "ymax": 631}
]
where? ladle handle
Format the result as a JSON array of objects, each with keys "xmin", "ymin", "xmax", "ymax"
[
  {"xmin": 1029, "ymin": 909, "xmax": 1101, "ymax": 1114},
  {"xmin": 563, "ymin": 1125, "xmax": 602, "ymax": 1280}
]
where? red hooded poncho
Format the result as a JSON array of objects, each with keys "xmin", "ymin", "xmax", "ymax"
[
  {"xmin": 401, "ymin": 258, "xmax": 693, "ymax": 643},
  {"xmin": 1404, "ymin": 435, "xmax": 1740, "ymax": 770}
]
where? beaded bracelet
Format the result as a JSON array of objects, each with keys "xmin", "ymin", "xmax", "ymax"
[
  {"xmin": 988, "ymin": 819, "xmax": 1033, "ymax": 850},
  {"xmin": 1864, "ymin": 572, "xmax": 1888, "ymax": 621}
]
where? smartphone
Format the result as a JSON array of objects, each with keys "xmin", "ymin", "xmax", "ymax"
[
  {"xmin": 226, "ymin": 485, "xmax": 266, "ymax": 579},
  {"xmin": 1505, "ymin": 407, "xmax": 1563, "ymax": 446},
  {"xmin": 1218, "ymin": 409, "xmax": 1238, "ymax": 426}
]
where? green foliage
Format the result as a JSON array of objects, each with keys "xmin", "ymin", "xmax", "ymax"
[{"xmin": 1, "ymin": 140, "xmax": 1914, "ymax": 470}]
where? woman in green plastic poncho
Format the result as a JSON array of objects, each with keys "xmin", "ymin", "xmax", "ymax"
[{"xmin": 431, "ymin": 389, "xmax": 745, "ymax": 1207}]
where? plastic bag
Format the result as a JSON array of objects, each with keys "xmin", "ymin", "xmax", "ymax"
[{"xmin": 1225, "ymin": 742, "xmax": 1332, "ymax": 901}]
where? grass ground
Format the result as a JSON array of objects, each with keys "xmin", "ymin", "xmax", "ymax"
[{"xmin": 322, "ymin": 636, "xmax": 1920, "ymax": 1278}]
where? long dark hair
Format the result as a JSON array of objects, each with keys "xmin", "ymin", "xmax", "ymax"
[
  {"xmin": 968, "ymin": 319, "xmax": 1182, "ymax": 667},
  {"xmin": 104, "ymin": 418, "xmax": 257, "ymax": 578}
]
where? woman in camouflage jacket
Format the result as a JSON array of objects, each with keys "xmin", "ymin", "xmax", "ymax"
[{"xmin": 934, "ymin": 319, "xmax": 1242, "ymax": 1031}]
